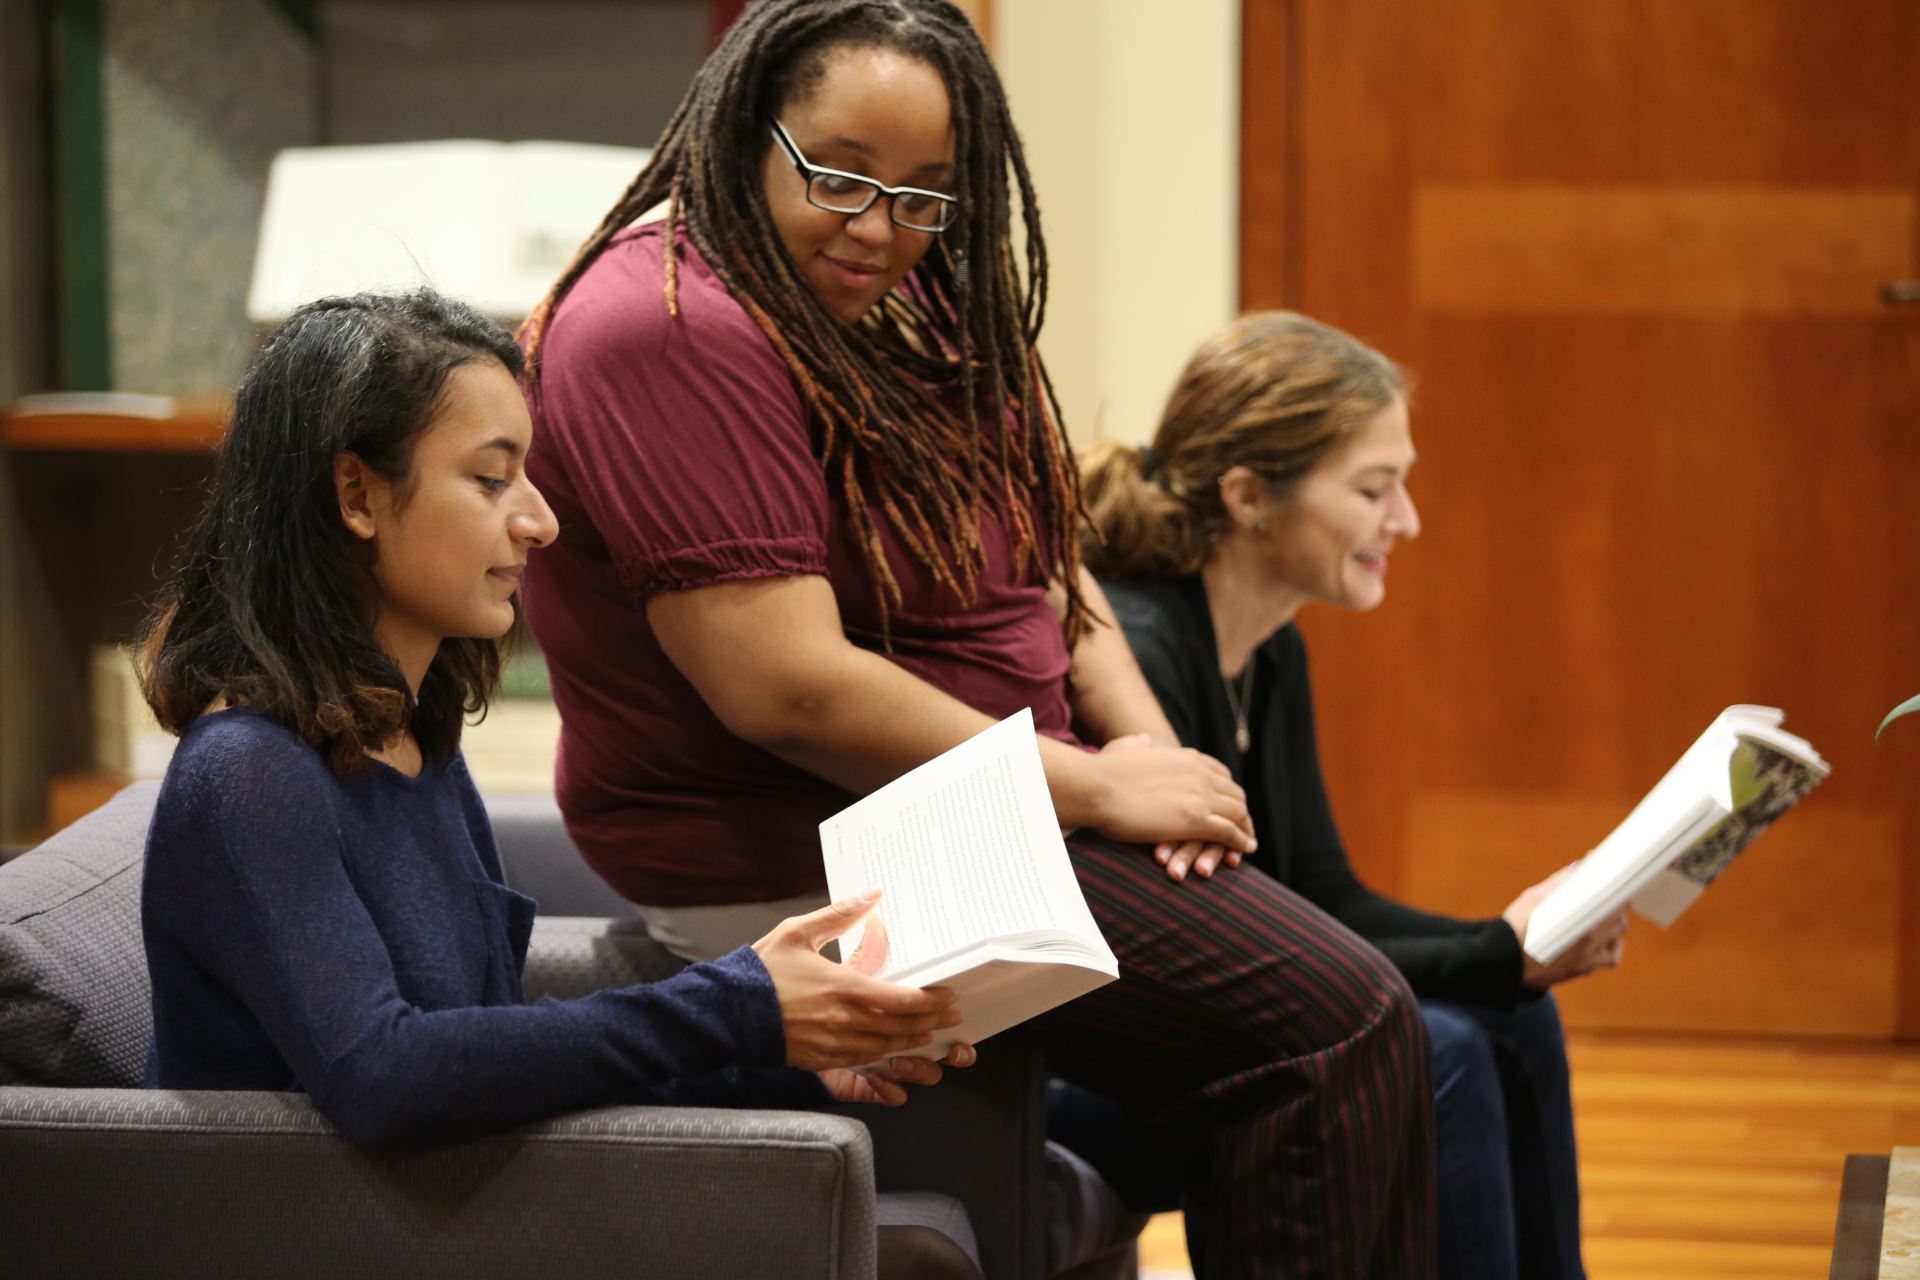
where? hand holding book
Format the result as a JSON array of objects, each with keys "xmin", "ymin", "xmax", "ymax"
[
  {"xmin": 751, "ymin": 890, "xmax": 976, "ymax": 1104},
  {"xmin": 819, "ymin": 709, "xmax": 1119, "ymax": 1066},
  {"xmin": 1503, "ymin": 866, "xmax": 1629, "ymax": 987},
  {"xmin": 1520, "ymin": 706, "xmax": 1828, "ymax": 967}
]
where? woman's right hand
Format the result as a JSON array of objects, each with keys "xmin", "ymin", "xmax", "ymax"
[
  {"xmin": 1082, "ymin": 734, "xmax": 1257, "ymax": 859},
  {"xmin": 1503, "ymin": 866, "xmax": 1630, "ymax": 987},
  {"xmin": 752, "ymin": 891, "xmax": 963, "ymax": 1072}
]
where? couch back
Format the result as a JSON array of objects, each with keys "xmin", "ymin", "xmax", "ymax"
[
  {"xmin": 0, "ymin": 784, "xmax": 631, "ymax": 1090},
  {"xmin": 485, "ymin": 795, "xmax": 639, "ymax": 919},
  {"xmin": 0, "ymin": 782, "xmax": 160, "ymax": 1087}
]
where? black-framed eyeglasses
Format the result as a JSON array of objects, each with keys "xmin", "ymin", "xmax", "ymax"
[{"xmin": 769, "ymin": 119, "xmax": 959, "ymax": 233}]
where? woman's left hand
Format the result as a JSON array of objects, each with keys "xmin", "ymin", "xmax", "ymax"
[
  {"xmin": 1522, "ymin": 908, "xmax": 1629, "ymax": 987},
  {"xmin": 818, "ymin": 1042, "xmax": 978, "ymax": 1106},
  {"xmin": 1153, "ymin": 839, "xmax": 1243, "ymax": 883}
]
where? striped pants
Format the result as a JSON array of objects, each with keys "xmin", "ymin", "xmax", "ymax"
[{"xmin": 1033, "ymin": 834, "xmax": 1436, "ymax": 1279}]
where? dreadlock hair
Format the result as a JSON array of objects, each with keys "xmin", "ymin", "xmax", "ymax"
[
  {"xmin": 521, "ymin": 0, "xmax": 1088, "ymax": 638},
  {"xmin": 136, "ymin": 289, "xmax": 525, "ymax": 776},
  {"xmin": 1082, "ymin": 311, "xmax": 1409, "ymax": 579}
]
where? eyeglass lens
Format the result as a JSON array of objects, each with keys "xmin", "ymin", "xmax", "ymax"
[{"xmin": 806, "ymin": 173, "xmax": 955, "ymax": 232}]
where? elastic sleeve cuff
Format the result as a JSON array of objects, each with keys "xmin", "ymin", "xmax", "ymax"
[
  {"xmin": 1486, "ymin": 918, "xmax": 1541, "ymax": 1003},
  {"xmin": 705, "ymin": 944, "xmax": 793, "ymax": 1071},
  {"xmin": 616, "ymin": 534, "xmax": 827, "ymax": 601}
]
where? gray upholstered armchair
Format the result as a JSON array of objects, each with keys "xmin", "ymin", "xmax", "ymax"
[
  {"xmin": 0, "ymin": 782, "xmax": 967, "ymax": 1278},
  {"xmin": 0, "ymin": 783, "xmax": 1146, "ymax": 1279}
]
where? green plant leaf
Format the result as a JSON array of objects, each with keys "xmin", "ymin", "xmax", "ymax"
[{"xmin": 1876, "ymin": 694, "xmax": 1920, "ymax": 742}]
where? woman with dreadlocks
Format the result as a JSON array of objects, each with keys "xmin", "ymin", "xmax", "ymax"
[{"xmin": 519, "ymin": 3, "xmax": 1433, "ymax": 1275}]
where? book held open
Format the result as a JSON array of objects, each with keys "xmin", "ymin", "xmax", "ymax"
[
  {"xmin": 819, "ymin": 709, "xmax": 1119, "ymax": 1064},
  {"xmin": 1522, "ymin": 705, "xmax": 1830, "ymax": 966}
]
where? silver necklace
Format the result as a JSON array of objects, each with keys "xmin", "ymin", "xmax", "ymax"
[{"xmin": 1222, "ymin": 661, "xmax": 1255, "ymax": 753}]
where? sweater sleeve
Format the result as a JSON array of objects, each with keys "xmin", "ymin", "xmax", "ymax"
[
  {"xmin": 143, "ymin": 726, "xmax": 825, "ymax": 1146},
  {"xmin": 1272, "ymin": 630, "xmax": 1530, "ymax": 1009}
]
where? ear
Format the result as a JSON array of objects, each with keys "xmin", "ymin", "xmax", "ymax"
[
  {"xmin": 1217, "ymin": 465, "xmax": 1271, "ymax": 531},
  {"xmin": 334, "ymin": 452, "xmax": 383, "ymax": 542}
]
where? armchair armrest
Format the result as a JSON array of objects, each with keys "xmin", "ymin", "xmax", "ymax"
[
  {"xmin": 0, "ymin": 1086, "xmax": 876, "ymax": 1280},
  {"xmin": 520, "ymin": 916, "xmax": 1051, "ymax": 1279}
]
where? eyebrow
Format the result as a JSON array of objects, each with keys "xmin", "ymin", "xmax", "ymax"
[
  {"xmin": 811, "ymin": 134, "xmax": 954, "ymax": 180},
  {"xmin": 472, "ymin": 436, "xmax": 522, "ymax": 460}
]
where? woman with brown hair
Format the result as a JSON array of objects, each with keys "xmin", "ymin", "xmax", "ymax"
[
  {"xmin": 517, "ymin": 3, "xmax": 1433, "ymax": 1275},
  {"xmin": 1082, "ymin": 310, "xmax": 1628, "ymax": 1280}
]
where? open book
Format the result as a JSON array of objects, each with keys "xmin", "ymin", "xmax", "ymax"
[
  {"xmin": 819, "ymin": 709, "xmax": 1119, "ymax": 1064},
  {"xmin": 1523, "ymin": 705, "xmax": 1829, "ymax": 965}
]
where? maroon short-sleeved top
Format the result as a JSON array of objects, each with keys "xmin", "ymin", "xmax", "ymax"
[{"xmin": 522, "ymin": 223, "xmax": 1076, "ymax": 906}]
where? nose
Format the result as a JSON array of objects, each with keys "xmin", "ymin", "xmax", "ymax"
[
  {"xmin": 1391, "ymin": 484, "xmax": 1421, "ymax": 540},
  {"xmin": 513, "ymin": 479, "xmax": 561, "ymax": 548},
  {"xmin": 843, "ymin": 199, "xmax": 896, "ymax": 248}
]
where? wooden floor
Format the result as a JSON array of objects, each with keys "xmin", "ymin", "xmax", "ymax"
[{"xmin": 1135, "ymin": 1029, "xmax": 1920, "ymax": 1279}]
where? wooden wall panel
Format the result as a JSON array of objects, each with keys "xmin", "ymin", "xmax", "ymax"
[
  {"xmin": 1414, "ymin": 185, "xmax": 1914, "ymax": 316},
  {"xmin": 1242, "ymin": 0, "xmax": 1920, "ymax": 1036},
  {"xmin": 1402, "ymin": 790, "xmax": 1901, "ymax": 1036}
]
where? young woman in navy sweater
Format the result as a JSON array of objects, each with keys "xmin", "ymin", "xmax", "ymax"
[{"xmin": 136, "ymin": 289, "xmax": 971, "ymax": 1152}]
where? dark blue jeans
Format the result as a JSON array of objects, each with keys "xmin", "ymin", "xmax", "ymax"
[{"xmin": 1422, "ymin": 994, "xmax": 1585, "ymax": 1280}]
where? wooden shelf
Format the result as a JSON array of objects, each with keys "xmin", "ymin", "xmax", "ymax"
[{"xmin": 2, "ymin": 398, "xmax": 230, "ymax": 453}]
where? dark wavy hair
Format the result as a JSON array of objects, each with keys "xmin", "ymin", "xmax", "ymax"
[
  {"xmin": 521, "ymin": 0, "xmax": 1088, "ymax": 638},
  {"xmin": 137, "ymin": 289, "xmax": 525, "ymax": 774}
]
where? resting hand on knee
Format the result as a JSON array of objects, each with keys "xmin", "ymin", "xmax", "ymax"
[
  {"xmin": 1085, "ymin": 734, "xmax": 1257, "ymax": 862},
  {"xmin": 1154, "ymin": 839, "xmax": 1241, "ymax": 882}
]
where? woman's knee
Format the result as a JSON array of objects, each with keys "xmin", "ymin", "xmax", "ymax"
[
  {"xmin": 1355, "ymin": 939, "xmax": 1428, "ymax": 1057},
  {"xmin": 1505, "ymin": 991, "xmax": 1575, "ymax": 1088},
  {"xmin": 1309, "ymin": 941, "xmax": 1431, "ymax": 1095},
  {"xmin": 1512, "ymin": 990, "xmax": 1569, "ymax": 1049},
  {"xmin": 1422, "ymin": 1001, "xmax": 1502, "ymax": 1112}
]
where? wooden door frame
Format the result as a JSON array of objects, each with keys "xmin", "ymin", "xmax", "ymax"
[{"xmin": 1239, "ymin": 0, "xmax": 1296, "ymax": 309}]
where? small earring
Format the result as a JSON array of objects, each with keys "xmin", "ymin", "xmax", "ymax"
[{"xmin": 1253, "ymin": 517, "xmax": 1268, "ymax": 533}]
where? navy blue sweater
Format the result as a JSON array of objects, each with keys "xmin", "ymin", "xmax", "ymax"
[{"xmin": 142, "ymin": 708, "xmax": 826, "ymax": 1146}]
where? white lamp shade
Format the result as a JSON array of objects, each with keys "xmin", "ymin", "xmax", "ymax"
[{"xmin": 247, "ymin": 139, "xmax": 651, "ymax": 324}]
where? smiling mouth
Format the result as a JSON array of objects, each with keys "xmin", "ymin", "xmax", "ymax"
[{"xmin": 823, "ymin": 255, "xmax": 885, "ymax": 282}]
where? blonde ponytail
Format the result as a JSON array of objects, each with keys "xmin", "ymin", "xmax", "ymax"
[
  {"xmin": 1080, "ymin": 441, "xmax": 1213, "ymax": 578},
  {"xmin": 1080, "ymin": 312, "xmax": 1407, "ymax": 580}
]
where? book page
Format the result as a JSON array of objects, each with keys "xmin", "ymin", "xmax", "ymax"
[
  {"xmin": 819, "ymin": 708, "xmax": 1101, "ymax": 979},
  {"xmin": 1524, "ymin": 708, "xmax": 1749, "ymax": 963},
  {"xmin": 1523, "ymin": 706, "xmax": 1829, "ymax": 963}
]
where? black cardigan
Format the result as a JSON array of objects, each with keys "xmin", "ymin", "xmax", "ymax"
[{"xmin": 1102, "ymin": 574, "xmax": 1531, "ymax": 1009}]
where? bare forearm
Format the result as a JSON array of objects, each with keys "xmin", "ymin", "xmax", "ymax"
[
  {"xmin": 744, "ymin": 644, "xmax": 994, "ymax": 793},
  {"xmin": 742, "ymin": 641, "xmax": 1119, "ymax": 829},
  {"xmin": 649, "ymin": 575, "xmax": 1243, "ymax": 851}
]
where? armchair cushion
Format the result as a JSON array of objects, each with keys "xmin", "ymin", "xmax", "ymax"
[
  {"xmin": 0, "ymin": 781, "xmax": 157, "ymax": 1087},
  {"xmin": 0, "ymin": 1086, "xmax": 879, "ymax": 1279}
]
